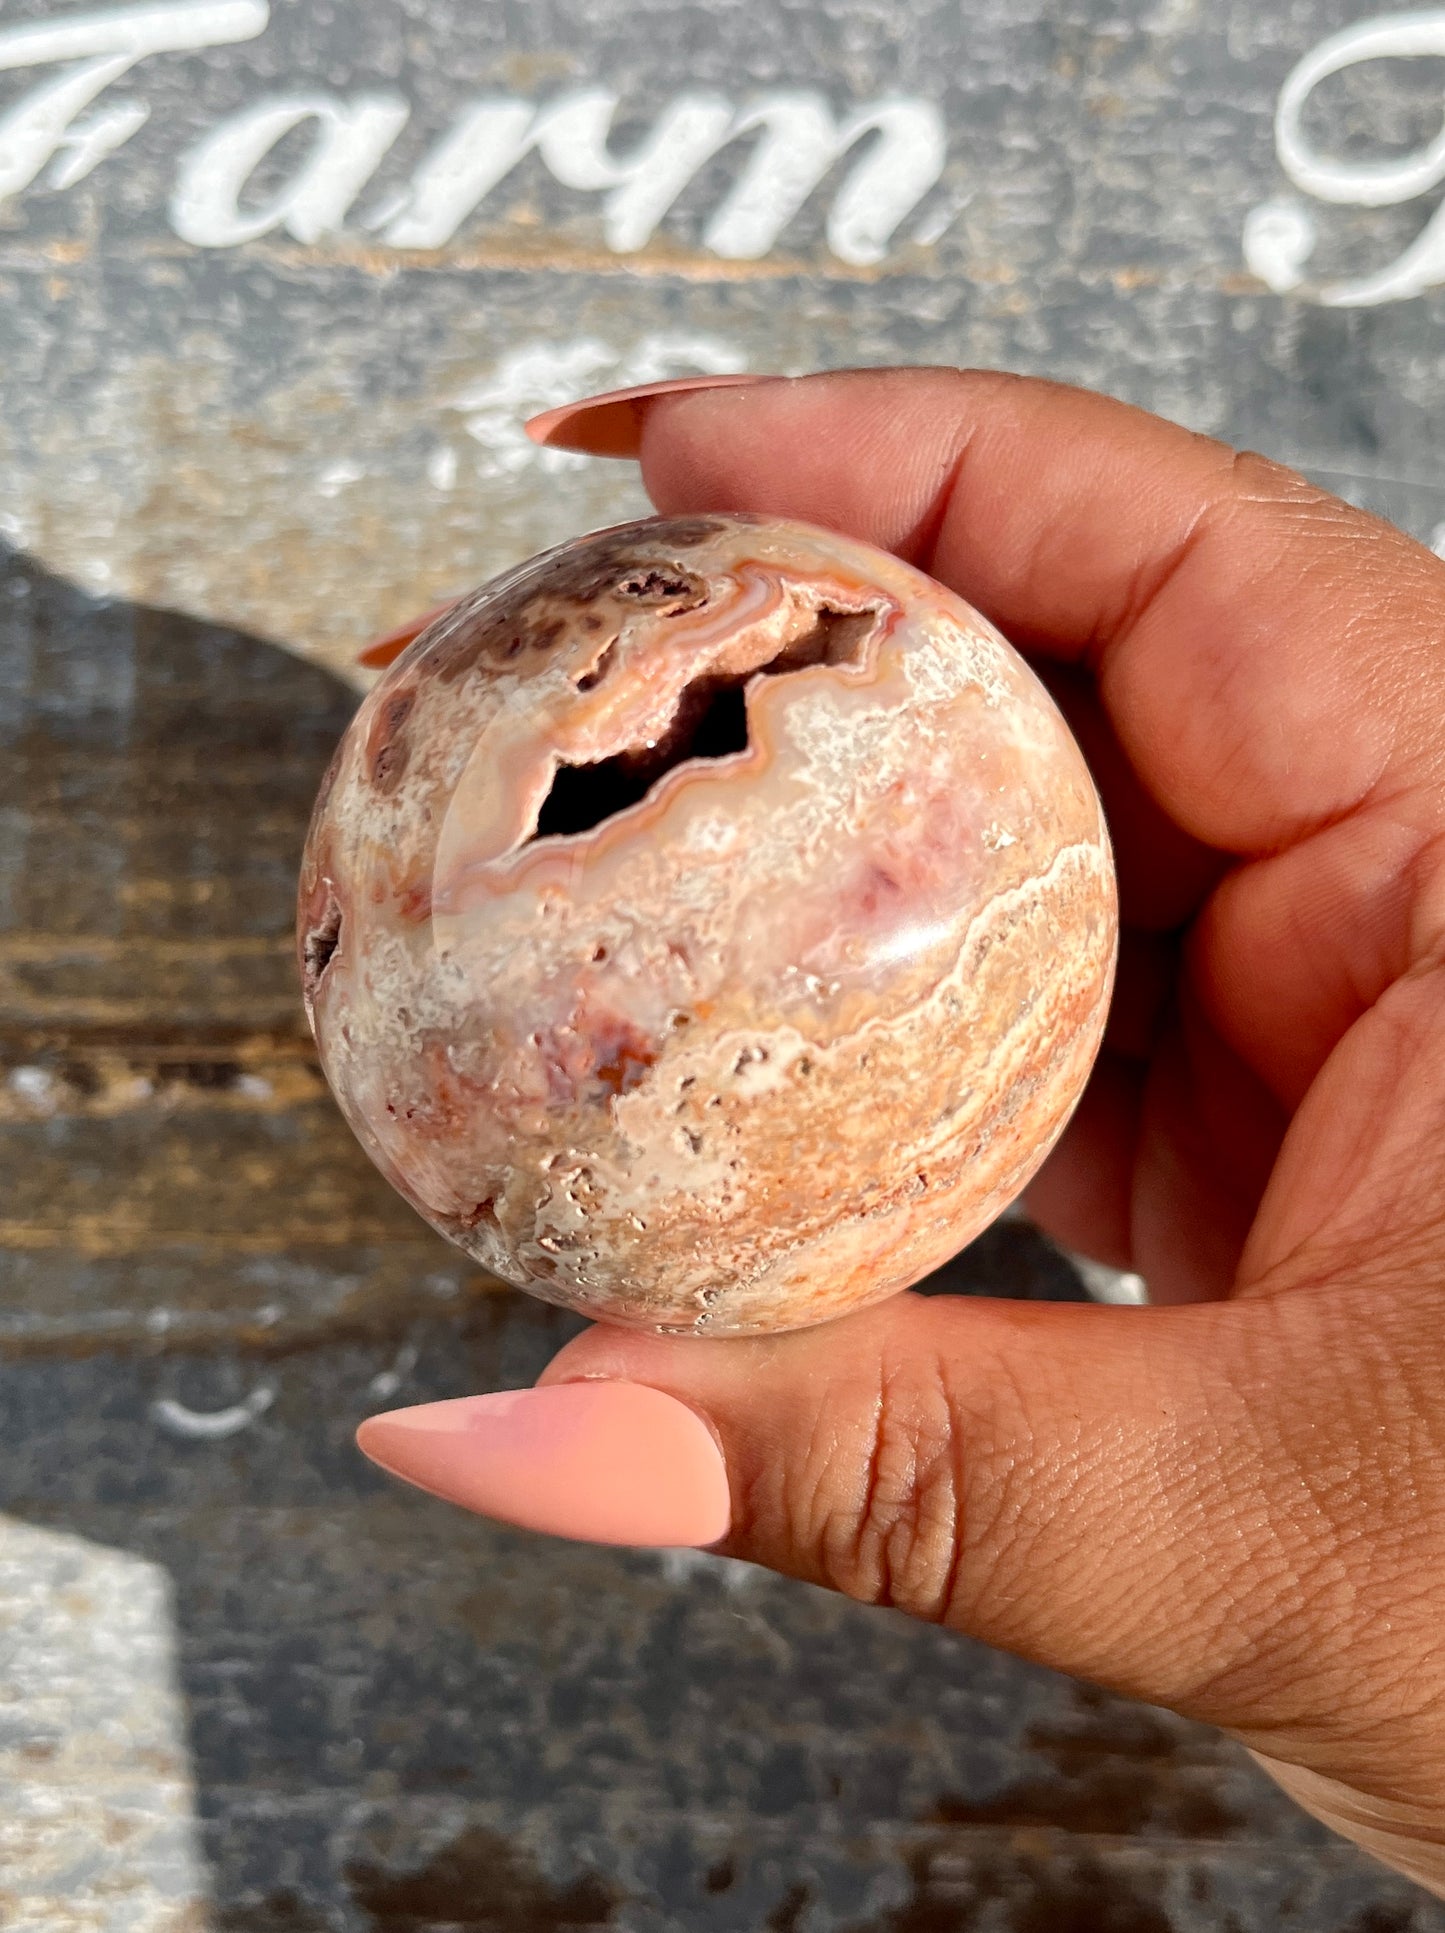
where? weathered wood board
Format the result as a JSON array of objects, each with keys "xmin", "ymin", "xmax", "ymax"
[{"xmin": 5, "ymin": 1, "xmax": 1445, "ymax": 1926}]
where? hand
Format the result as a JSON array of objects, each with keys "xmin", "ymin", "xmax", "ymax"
[{"xmin": 361, "ymin": 370, "xmax": 1445, "ymax": 1893}]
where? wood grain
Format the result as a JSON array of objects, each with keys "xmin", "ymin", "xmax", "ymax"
[{"xmin": 0, "ymin": 558, "xmax": 498, "ymax": 1355}]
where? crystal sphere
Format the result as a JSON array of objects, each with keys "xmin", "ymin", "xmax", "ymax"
[{"xmin": 298, "ymin": 514, "xmax": 1116, "ymax": 1334}]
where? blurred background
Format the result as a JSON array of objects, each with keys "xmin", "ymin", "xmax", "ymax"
[{"xmin": 4, "ymin": 1, "xmax": 1445, "ymax": 1927}]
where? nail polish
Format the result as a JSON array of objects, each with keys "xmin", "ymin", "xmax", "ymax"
[
  {"xmin": 357, "ymin": 598, "xmax": 459, "ymax": 670},
  {"xmin": 525, "ymin": 373, "xmax": 775, "ymax": 458},
  {"xmin": 356, "ymin": 1382, "xmax": 731, "ymax": 1547}
]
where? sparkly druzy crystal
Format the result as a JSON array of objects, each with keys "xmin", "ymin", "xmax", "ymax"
[{"xmin": 299, "ymin": 514, "xmax": 1117, "ymax": 1335}]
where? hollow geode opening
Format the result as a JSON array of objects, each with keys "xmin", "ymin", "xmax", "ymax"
[{"xmin": 529, "ymin": 602, "xmax": 880, "ymax": 844}]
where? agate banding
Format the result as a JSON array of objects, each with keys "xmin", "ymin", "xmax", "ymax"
[{"xmin": 299, "ymin": 514, "xmax": 1117, "ymax": 1335}]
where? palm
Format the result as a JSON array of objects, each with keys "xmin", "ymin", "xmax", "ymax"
[
  {"xmin": 1030, "ymin": 660, "xmax": 1441, "ymax": 1305},
  {"xmin": 1066, "ymin": 944, "xmax": 1287, "ymax": 1304}
]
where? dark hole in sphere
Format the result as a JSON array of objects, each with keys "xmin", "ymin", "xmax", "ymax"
[
  {"xmin": 534, "ymin": 680, "xmax": 750, "ymax": 841},
  {"xmin": 530, "ymin": 601, "xmax": 877, "ymax": 844}
]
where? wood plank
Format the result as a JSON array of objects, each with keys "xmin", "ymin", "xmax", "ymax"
[
  {"xmin": 0, "ymin": 941, "xmax": 304, "ymax": 1037},
  {"xmin": 0, "ymin": 560, "xmax": 353, "ymax": 1043},
  {"xmin": 0, "ymin": 1037, "xmax": 501, "ymax": 1348}
]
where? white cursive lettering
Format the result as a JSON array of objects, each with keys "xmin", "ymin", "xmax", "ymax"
[
  {"xmin": 1247, "ymin": 10, "xmax": 1445, "ymax": 306},
  {"xmin": 380, "ymin": 86, "xmax": 945, "ymax": 263},
  {"xmin": 379, "ymin": 88, "xmax": 738, "ymax": 251},
  {"xmin": 2, "ymin": 4, "xmax": 948, "ymax": 268},
  {"xmin": 698, "ymin": 93, "xmax": 947, "ymax": 265},
  {"xmin": 170, "ymin": 90, "xmax": 409, "ymax": 244},
  {"xmin": 0, "ymin": 0, "xmax": 267, "ymax": 203}
]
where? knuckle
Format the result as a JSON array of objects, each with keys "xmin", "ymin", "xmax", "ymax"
[
  {"xmin": 1223, "ymin": 445, "xmax": 1321, "ymax": 506},
  {"xmin": 804, "ymin": 1348, "xmax": 965, "ymax": 1623}
]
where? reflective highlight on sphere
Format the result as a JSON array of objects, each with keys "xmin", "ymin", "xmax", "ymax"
[{"xmin": 298, "ymin": 515, "xmax": 1117, "ymax": 1335}]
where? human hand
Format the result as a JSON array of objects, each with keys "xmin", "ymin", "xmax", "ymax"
[{"xmin": 359, "ymin": 370, "xmax": 1445, "ymax": 1893}]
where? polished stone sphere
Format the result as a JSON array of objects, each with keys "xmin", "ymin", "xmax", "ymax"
[{"xmin": 299, "ymin": 514, "xmax": 1117, "ymax": 1335}]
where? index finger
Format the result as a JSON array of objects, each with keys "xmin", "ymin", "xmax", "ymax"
[{"xmin": 625, "ymin": 368, "xmax": 1445, "ymax": 860}]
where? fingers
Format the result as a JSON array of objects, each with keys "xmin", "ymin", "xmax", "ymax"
[
  {"xmin": 1131, "ymin": 992, "xmax": 1287, "ymax": 1303},
  {"xmin": 631, "ymin": 369, "xmax": 1445, "ymax": 864},
  {"xmin": 358, "ymin": 600, "xmax": 459, "ymax": 669},
  {"xmin": 1240, "ymin": 955, "xmax": 1445, "ymax": 1292},
  {"xmin": 359, "ymin": 1253, "xmax": 1445, "ymax": 1876},
  {"xmin": 1190, "ymin": 809, "xmax": 1445, "ymax": 1111},
  {"xmin": 1022, "ymin": 1054, "xmax": 1141, "ymax": 1268},
  {"xmin": 1026, "ymin": 983, "xmax": 1288, "ymax": 1301},
  {"xmin": 1040, "ymin": 665, "xmax": 1225, "ymax": 934},
  {"xmin": 620, "ymin": 367, "xmax": 1445, "ymax": 1117}
]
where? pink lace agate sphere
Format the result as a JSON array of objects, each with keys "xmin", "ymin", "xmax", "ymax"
[{"xmin": 299, "ymin": 514, "xmax": 1117, "ymax": 1335}]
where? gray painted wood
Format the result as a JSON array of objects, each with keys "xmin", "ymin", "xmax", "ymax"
[{"xmin": 4, "ymin": 0, "xmax": 1445, "ymax": 1925}]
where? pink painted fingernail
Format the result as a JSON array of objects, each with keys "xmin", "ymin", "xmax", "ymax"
[
  {"xmin": 525, "ymin": 373, "xmax": 777, "ymax": 458},
  {"xmin": 356, "ymin": 1383, "xmax": 731, "ymax": 1547},
  {"xmin": 357, "ymin": 599, "xmax": 460, "ymax": 670}
]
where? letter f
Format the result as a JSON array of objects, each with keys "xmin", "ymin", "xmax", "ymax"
[{"xmin": 0, "ymin": 0, "xmax": 268, "ymax": 204}]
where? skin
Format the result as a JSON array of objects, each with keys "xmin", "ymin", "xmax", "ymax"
[{"xmin": 537, "ymin": 369, "xmax": 1445, "ymax": 1893}]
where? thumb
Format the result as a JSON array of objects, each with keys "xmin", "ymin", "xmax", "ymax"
[
  {"xmin": 358, "ymin": 1255, "xmax": 1445, "ymax": 1866},
  {"xmin": 357, "ymin": 1259, "xmax": 1445, "ymax": 1891},
  {"xmin": 538, "ymin": 1274, "xmax": 1445, "ymax": 1817},
  {"xmin": 538, "ymin": 1288, "xmax": 1289, "ymax": 1716}
]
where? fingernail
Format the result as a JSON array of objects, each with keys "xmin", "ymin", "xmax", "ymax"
[
  {"xmin": 356, "ymin": 1383, "xmax": 731, "ymax": 1547},
  {"xmin": 357, "ymin": 599, "xmax": 459, "ymax": 670},
  {"xmin": 524, "ymin": 373, "xmax": 777, "ymax": 458}
]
